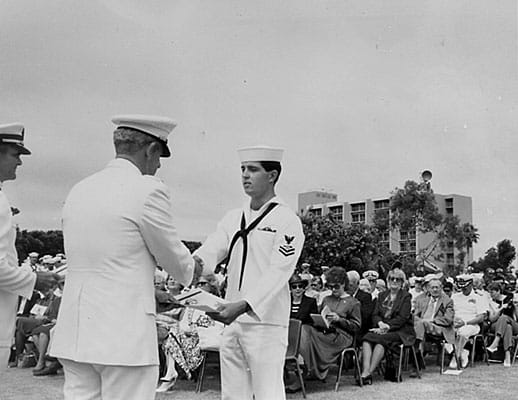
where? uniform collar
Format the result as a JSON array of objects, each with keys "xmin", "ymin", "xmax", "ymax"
[
  {"xmin": 243, "ymin": 196, "xmax": 285, "ymax": 221},
  {"xmin": 244, "ymin": 195, "xmax": 285, "ymax": 212},
  {"xmin": 108, "ymin": 158, "xmax": 142, "ymax": 175}
]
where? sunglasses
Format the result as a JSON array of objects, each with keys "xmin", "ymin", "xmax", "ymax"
[
  {"xmin": 388, "ymin": 277, "xmax": 403, "ymax": 283},
  {"xmin": 290, "ymin": 283, "xmax": 306, "ymax": 289},
  {"xmin": 325, "ymin": 283, "xmax": 342, "ymax": 290},
  {"xmin": 197, "ymin": 281, "xmax": 210, "ymax": 286},
  {"xmin": 310, "ymin": 283, "xmax": 321, "ymax": 288}
]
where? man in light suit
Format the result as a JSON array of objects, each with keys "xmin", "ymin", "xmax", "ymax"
[
  {"xmin": 413, "ymin": 278, "xmax": 455, "ymax": 353},
  {"xmin": 0, "ymin": 123, "xmax": 59, "ymax": 370},
  {"xmin": 50, "ymin": 115, "xmax": 195, "ymax": 400},
  {"xmin": 195, "ymin": 146, "xmax": 305, "ymax": 400}
]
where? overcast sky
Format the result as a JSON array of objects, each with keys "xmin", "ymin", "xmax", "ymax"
[{"xmin": 1, "ymin": 0, "xmax": 516, "ymax": 260}]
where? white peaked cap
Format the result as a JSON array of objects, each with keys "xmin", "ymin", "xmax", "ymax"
[
  {"xmin": 238, "ymin": 145, "xmax": 283, "ymax": 162},
  {"xmin": 111, "ymin": 114, "xmax": 177, "ymax": 157}
]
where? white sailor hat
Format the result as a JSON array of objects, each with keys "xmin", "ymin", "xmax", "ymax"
[
  {"xmin": 28, "ymin": 252, "xmax": 39, "ymax": 257},
  {"xmin": 456, "ymin": 273, "xmax": 473, "ymax": 288},
  {"xmin": 362, "ymin": 270, "xmax": 379, "ymax": 280},
  {"xmin": 238, "ymin": 145, "xmax": 283, "ymax": 163},
  {"xmin": 0, "ymin": 123, "xmax": 31, "ymax": 155},
  {"xmin": 111, "ymin": 114, "xmax": 176, "ymax": 158}
]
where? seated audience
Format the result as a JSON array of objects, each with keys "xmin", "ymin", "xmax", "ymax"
[
  {"xmin": 31, "ymin": 281, "xmax": 64, "ymax": 376},
  {"xmin": 299, "ymin": 262, "xmax": 314, "ymax": 282},
  {"xmin": 360, "ymin": 268, "xmax": 415, "ymax": 384},
  {"xmin": 289, "ymin": 274, "xmax": 318, "ymax": 325},
  {"xmin": 298, "ymin": 267, "xmax": 361, "ymax": 384},
  {"xmin": 442, "ymin": 281, "xmax": 454, "ymax": 298},
  {"xmin": 359, "ymin": 278, "xmax": 371, "ymax": 294},
  {"xmin": 448, "ymin": 274, "xmax": 488, "ymax": 369},
  {"xmin": 413, "ymin": 278, "xmax": 455, "ymax": 354},
  {"xmin": 376, "ymin": 279, "xmax": 387, "ymax": 295},
  {"xmin": 347, "ymin": 270, "xmax": 374, "ymax": 336},
  {"xmin": 487, "ymin": 289, "xmax": 518, "ymax": 367},
  {"xmin": 362, "ymin": 270, "xmax": 380, "ymax": 299},
  {"xmin": 10, "ymin": 287, "xmax": 61, "ymax": 367},
  {"xmin": 156, "ymin": 275, "xmax": 223, "ymax": 393},
  {"xmin": 305, "ymin": 276, "xmax": 330, "ymax": 306}
]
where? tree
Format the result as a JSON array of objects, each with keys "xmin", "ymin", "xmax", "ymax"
[
  {"xmin": 15, "ymin": 229, "xmax": 64, "ymax": 264},
  {"xmin": 389, "ymin": 180, "xmax": 443, "ymax": 233},
  {"xmin": 472, "ymin": 239, "xmax": 516, "ymax": 273},
  {"xmin": 299, "ymin": 214, "xmax": 390, "ymax": 275},
  {"xmin": 378, "ymin": 179, "xmax": 479, "ymax": 275}
]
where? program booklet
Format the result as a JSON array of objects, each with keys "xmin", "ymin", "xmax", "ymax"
[
  {"xmin": 310, "ymin": 305, "xmax": 332, "ymax": 329},
  {"xmin": 175, "ymin": 289, "xmax": 227, "ymax": 313}
]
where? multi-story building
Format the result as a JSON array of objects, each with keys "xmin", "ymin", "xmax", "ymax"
[{"xmin": 298, "ymin": 191, "xmax": 473, "ymax": 272}]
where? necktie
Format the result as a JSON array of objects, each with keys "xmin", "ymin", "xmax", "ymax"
[{"xmin": 225, "ymin": 202, "xmax": 278, "ymax": 290}]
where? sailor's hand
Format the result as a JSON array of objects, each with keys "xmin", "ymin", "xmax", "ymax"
[
  {"xmin": 206, "ymin": 300, "xmax": 250, "ymax": 325},
  {"xmin": 34, "ymin": 272, "xmax": 60, "ymax": 292},
  {"xmin": 191, "ymin": 255, "xmax": 204, "ymax": 286}
]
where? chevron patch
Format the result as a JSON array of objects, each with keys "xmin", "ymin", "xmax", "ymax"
[{"xmin": 279, "ymin": 244, "xmax": 295, "ymax": 257}]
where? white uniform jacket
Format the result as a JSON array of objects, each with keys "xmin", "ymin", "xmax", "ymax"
[
  {"xmin": 195, "ymin": 196, "xmax": 304, "ymax": 326},
  {"xmin": 0, "ymin": 190, "xmax": 36, "ymax": 352},
  {"xmin": 50, "ymin": 158, "xmax": 194, "ymax": 366}
]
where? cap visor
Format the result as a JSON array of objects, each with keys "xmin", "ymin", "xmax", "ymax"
[
  {"xmin": 161, "ymin": 144, "xmax": 171, "ymax": 158},
  {"xmin": 15, "ymin": 144, "xmax": 31, "ymax": 155}
]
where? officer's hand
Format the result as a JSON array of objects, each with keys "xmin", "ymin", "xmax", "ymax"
[
  {"xmin": 34, "ymin": 272, "xmax": 60, "ymax": 292},
  {"xmin": 190, "ymin": 256, "xmax": 204, "ymax": 286},
  {"xmin": 207, "ymin": 301, "xmax": 249, "ymax": 325}
]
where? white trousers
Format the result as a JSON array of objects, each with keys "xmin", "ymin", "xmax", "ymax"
[
  {"xmin": 0, "ymin": 347, "xmax": 10, "ymax": 371},
  {"xmin": 60, "ymin": 358, "xmax": 158, "ymax": 400},
  {"xmin": 220, "ymin": 322, "xmax": 288, "ymax": 400}
]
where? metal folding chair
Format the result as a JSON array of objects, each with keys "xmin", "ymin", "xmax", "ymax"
[{"xmin": 285, "ymin": 319, "xmax": 306, "ymax": 398}]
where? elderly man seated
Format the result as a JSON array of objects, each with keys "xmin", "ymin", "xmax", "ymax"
[
  {"xmin": 448, "ymin": 274, "xmax": 488, "ymax": 368},
  {"xmin": 413, "ymin": 278, "xmax": 455, "ymax": 355}
]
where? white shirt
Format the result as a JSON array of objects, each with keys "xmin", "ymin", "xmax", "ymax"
[
  {"xmin": 452, "ymin": 289, "xmax": 488, "ymax": 322},
  {"xmin": 195, "ymin": 196, "xmax": 304, "ymax": 326},
  {"xmin": 0, "ymin": 190, "xmax": 36, "ymax": 353}
]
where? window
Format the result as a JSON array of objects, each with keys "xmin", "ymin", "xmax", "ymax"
[
  {"xmin": 351, "ymin": 203, "xmax": 365, "ymax": 212},
  {"xmin": 445, "ymin": 198, "xmax": 454, "ymax": 214},
  {"xmin": 374, "ymin": 199, "xmax": 390, "ymax": 210},
  {"xmin": 399, "ymin": 229, "xmax": 416, "ymax": 256},
  {"xmin": 328, "ymin": 205, "xmax": 343, "ymax": 222},
  {"xmin": 446, "ymin": 253, "xmax": 455, "ymax": 265},
  {"xmin": 400, "ymin": 230, "xmax": 416, "ymax": 241},
  {"xmin": 309, "ymin": 208, "xmax": 322, "ymax": 217},
  {"xmin": 350, "ymin": 202, "xmax": 366, "ymax": 224},
  {"xmin": 380, "ymin": 231, "xmax": 390, "ymax": 249}
]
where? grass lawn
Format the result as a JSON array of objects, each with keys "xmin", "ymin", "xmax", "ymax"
[{"xmin": 1, "ymin": 358, "xmax": 516, "ymax": 400}]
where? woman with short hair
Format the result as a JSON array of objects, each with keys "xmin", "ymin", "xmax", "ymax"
[
  {"xmin": 359, "ymin": 268, "xmax": 415, "ymax": 384},
  {"xmin": 298, "ymin": 267, "xmax": 361, "ymax": 381}
]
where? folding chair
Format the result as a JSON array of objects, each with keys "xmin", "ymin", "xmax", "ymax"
[
  {"xmin": 396, "ymin": 343, "xmax": 421, "ymax": 382},
  {"xmin": 285, "ymin": 319, "xmax": 306, "ymax": 398},
  {"xmin": 512, "ymin": 334, "xmax": 518, "ymax": 365},
  {"xmin": 335, "ymin": 337, "xmax": 362, "ymax": 391},
  {"xmin": 424, "ymin": 334, "xmax": 460, "ymax": 374},
  {"xmin": 195, "ymin": 348, "xmax": 219, "ymax": 393},
  {"xmin": 468, "ymin": 334, "xmax": 490, "ymax": 367}
]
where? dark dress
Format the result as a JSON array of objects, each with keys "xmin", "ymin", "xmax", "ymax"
[
  {"xmin": 362, "ymin": 289, "xmax": 415, "ymax": 350},
  {"xmin": 299, "ymin": 294, "xmax": 361, "ymax": 380},
  {"xmin": 354, "ymin": 289, "xmax": 374, "ymax": 335},
  {"xmin": 290, "ymin": 294, "xmax": 318, "ymax": 325}
]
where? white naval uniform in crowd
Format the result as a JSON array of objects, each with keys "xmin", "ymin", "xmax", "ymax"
[
  {"xmin": 195, "ymin": 196, "xmax": 304, "ymax": 400},
  {"xmin": 0, "ymin": 189, "xmax": 36, "ymax": 370},
  {"xmin": 50, "ymin": 158, "xmax": 194, "ymax": 400}
]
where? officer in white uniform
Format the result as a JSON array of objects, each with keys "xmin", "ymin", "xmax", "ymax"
[
  {"xmin": 195, "ymin": 145, "xmax": 305, "ymax": 400},
  {"xmin": 0, "ymin": 123, "xmax": 59, "ymax": 370},
  {"xmin": 50, "ymin": 115, "xmax": 195, "ymax": 400}
]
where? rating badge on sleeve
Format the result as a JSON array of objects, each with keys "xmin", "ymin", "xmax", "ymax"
[{"xmin": 279, "ymin": 235, "xmax": 296, "ymax": 257}]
